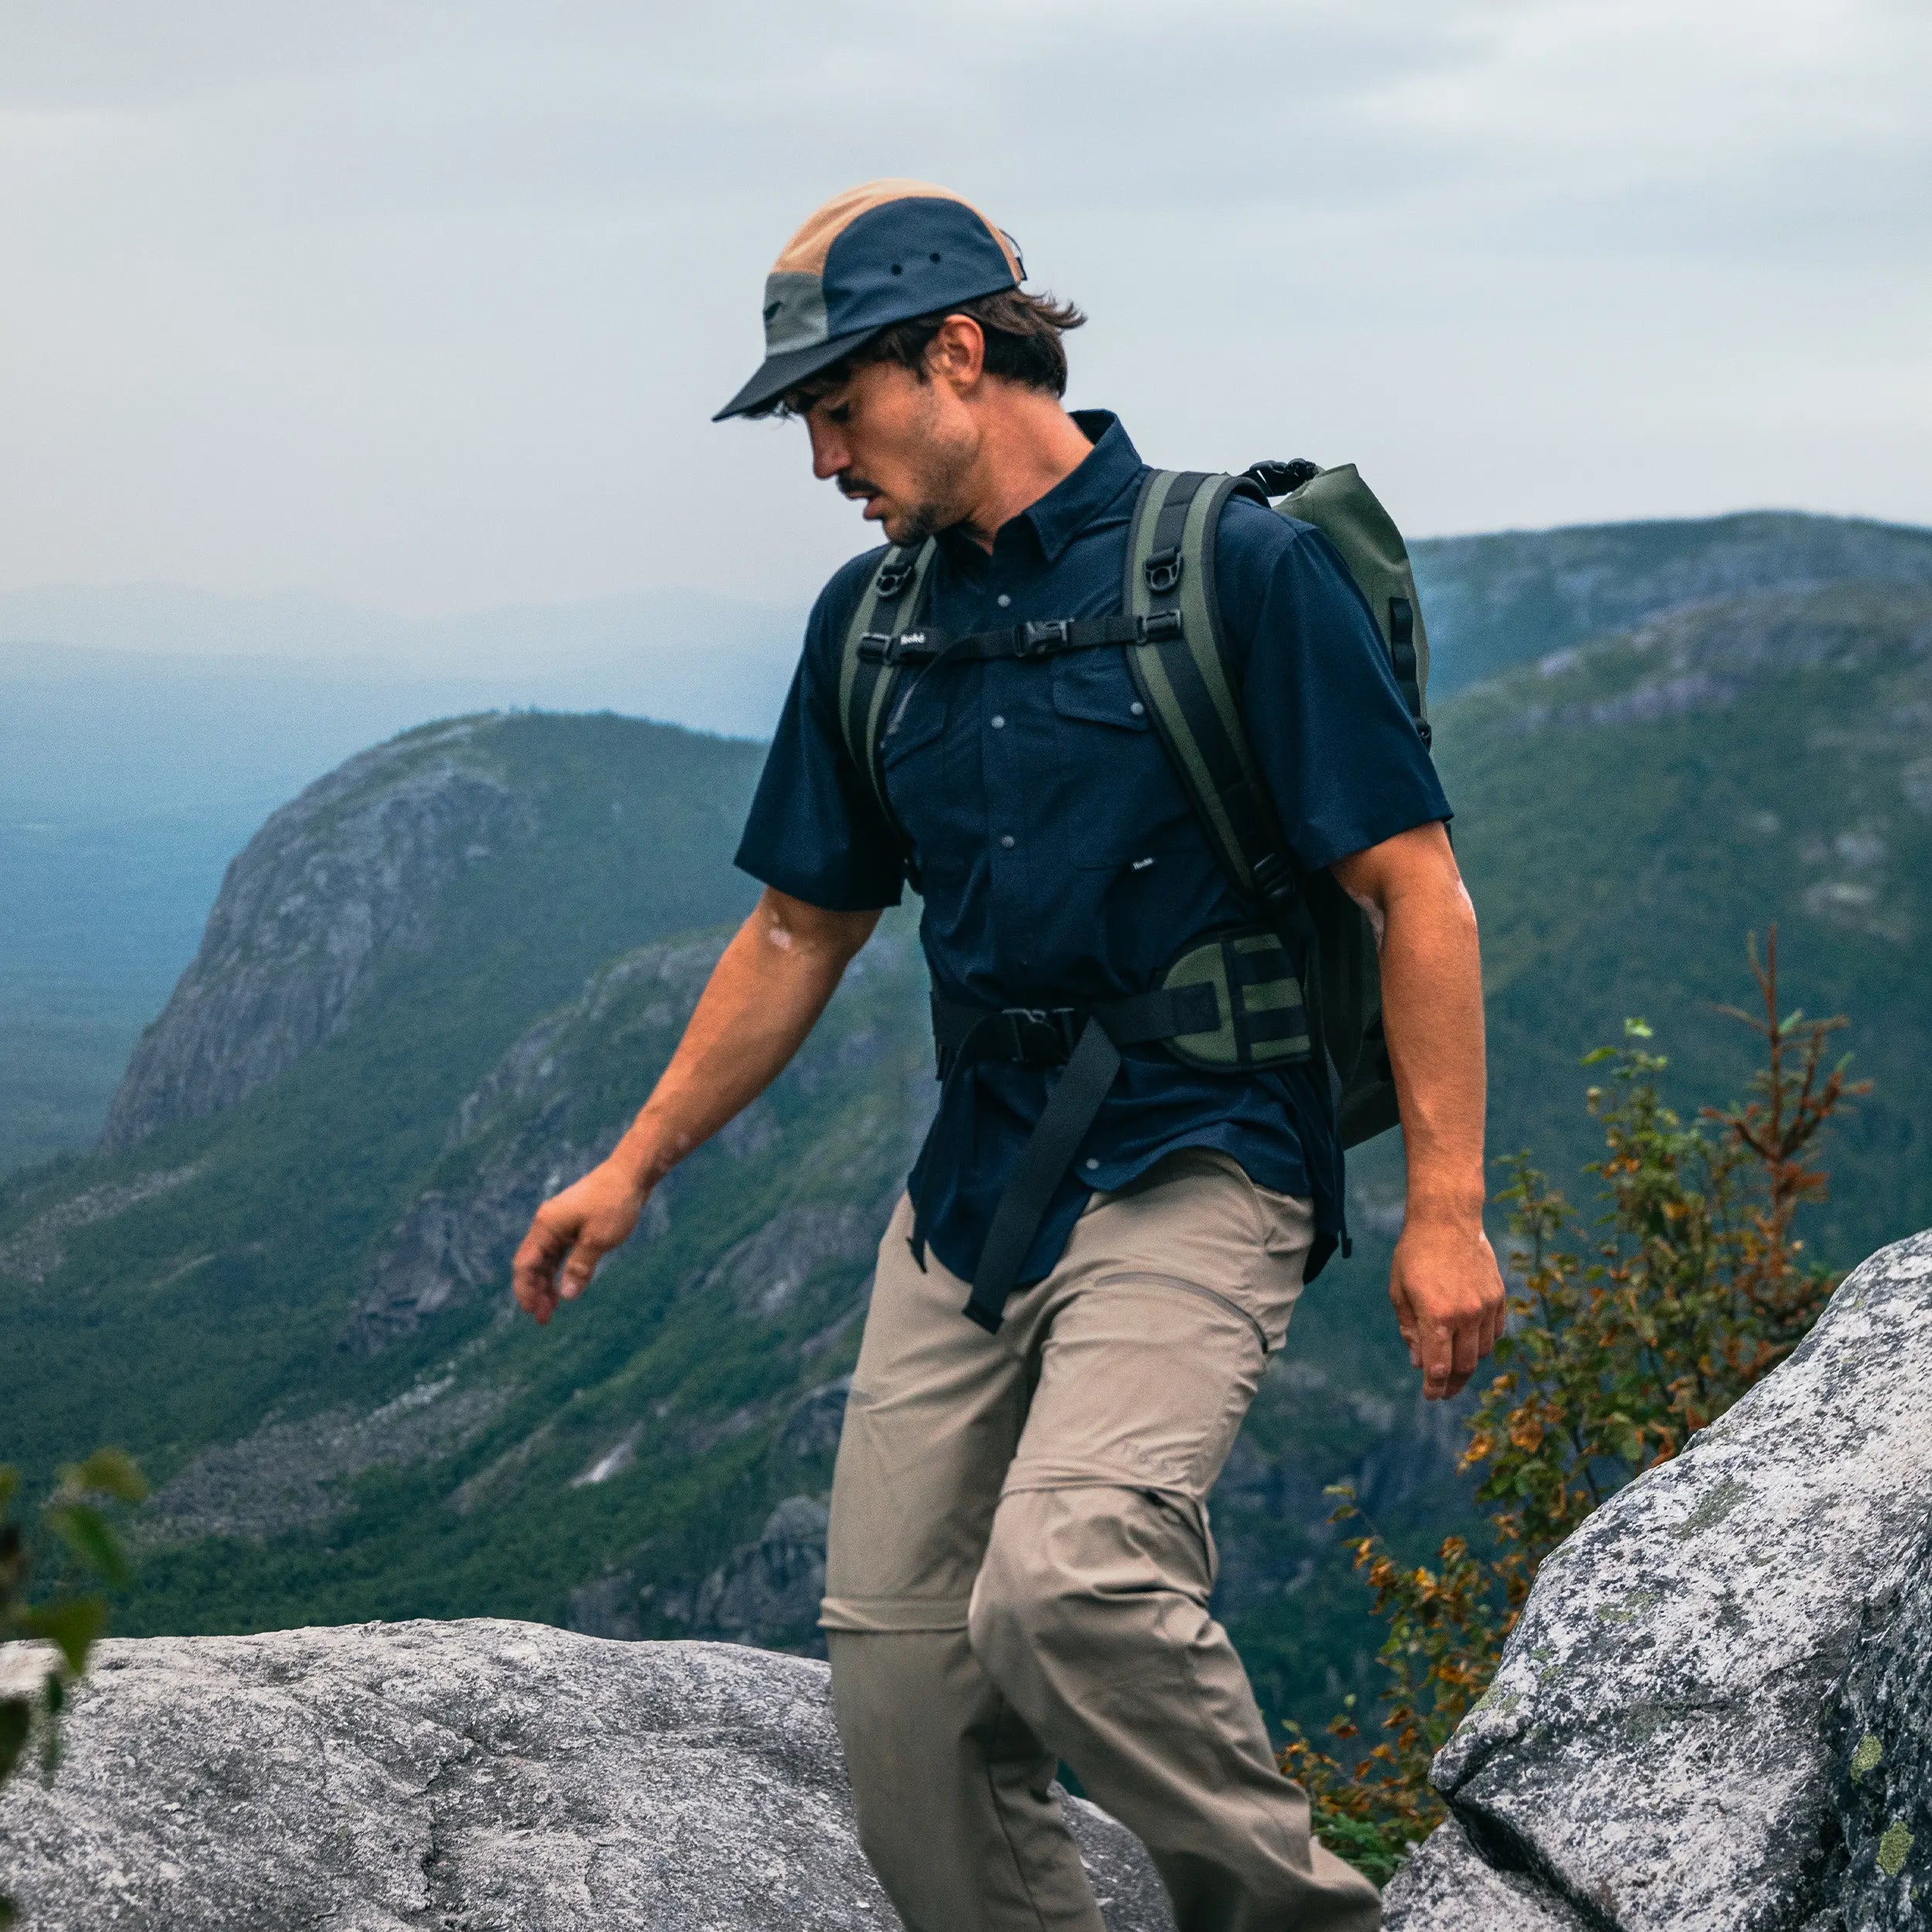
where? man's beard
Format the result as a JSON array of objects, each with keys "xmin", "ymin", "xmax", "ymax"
[{"xmin": 840, "ymin": 428, "xmax": 975, "ymax": 546}]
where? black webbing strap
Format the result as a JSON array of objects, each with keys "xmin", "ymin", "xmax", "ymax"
[
  {"xmin": 930, "ymin": 984, "xmax": 1219, "ymax": 1332},
  {"xmin": 1387, "ymin": 596, "xmax": 1430, "ymax": 747},
  {"xmin": 966, "ymin": 1018, "xmax": 1119, "ymax": 1333},
  {"xmin": 837, "ymin": 539, "xmax": 937, "ymax": 838},
  {"xmin": 860, "ymin": 610, "xmax": 1182, "ymax": 668}
]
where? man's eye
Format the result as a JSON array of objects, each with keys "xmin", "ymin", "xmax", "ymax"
[{"xmin": 826, "ymin": 402, "xmax": 852, "ymax": 425}]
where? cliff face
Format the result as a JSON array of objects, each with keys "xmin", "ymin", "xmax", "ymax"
[{"xmin": 101, "ymin": 719, "xmax": 527, "ymax": 1152}]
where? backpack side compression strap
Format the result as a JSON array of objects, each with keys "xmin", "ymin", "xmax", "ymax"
[
  {"xmin": 835, "ymin": 539, "xmax": 938, "ymax": 831},
  {"xmin": 1121, "ymin": 470, "xmax": 1348, "ymax": 1124},
  {"xmin": 1121, "ymin": 470, "xmax": 1295, "ymax": 907}
]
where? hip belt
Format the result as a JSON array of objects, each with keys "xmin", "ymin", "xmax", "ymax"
[{"xmin": 928, "ymin": 930, "xmax": 1311, "ymax": 1335}]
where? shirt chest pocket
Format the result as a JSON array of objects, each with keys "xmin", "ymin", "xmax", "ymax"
[
  {"xmin": 878, "ymin": 683, "xmax": 968, "ymax": 884},
  {"xmin": 1049, "ymin": 652, "xmax": 1198, "ymax": 870}
]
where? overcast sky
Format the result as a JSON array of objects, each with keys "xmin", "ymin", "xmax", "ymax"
[{"xmin": 3, "ymin": 0, "xmax": 1928, "ymax": 621}]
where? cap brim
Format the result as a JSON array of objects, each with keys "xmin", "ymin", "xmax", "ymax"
[{"xmin": 711, "ymin": 326, "xmax": 884, "ymax": 422}]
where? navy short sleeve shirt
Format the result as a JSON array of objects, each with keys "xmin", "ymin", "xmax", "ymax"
[{"xmin": 736, "ymin": 413, "xmax": 1451, "ymax": 1287}]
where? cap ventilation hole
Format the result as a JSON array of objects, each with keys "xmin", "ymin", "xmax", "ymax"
[
  {"xmin": 889, "ymin": 263, "xmax": 902, "ymax": 275},
  {"xmin": 930, "ymin": 252, "xmax": 941, "ymax": 262}
]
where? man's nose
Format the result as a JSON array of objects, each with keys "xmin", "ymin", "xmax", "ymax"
[{"xmin": 807, "ymin": 415, "xmax": 847, "ymax": 481}]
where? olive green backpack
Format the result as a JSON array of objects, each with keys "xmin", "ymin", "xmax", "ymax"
[
  {"xmin": 839, "ymin": 458, "xmax": 1432, "ymax": 1148},
  {"xmin": 836, "ymin": 461, "xmax": 1433, "ymax": 1327}
]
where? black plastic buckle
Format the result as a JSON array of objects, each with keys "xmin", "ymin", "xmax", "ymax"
[
  {"xmin": 997, "ymin": 1006, "xmax": 1081, "ymax": 1065},
  {"xmin": 857, "ymin": 631, "xmax": 896, "ymax": 664},
  {"xmin": 1249, "ymin": 849, "xmax": 1299, "ymax": 912},
  {"xmin": 1019, "ymin": 619, "xmax": 1071, "ymax": 655},
  {"xmin": 876, "ymin": 559, "xmax": 916, "ymax": 599},
  {"xmin": 1139, "ymin": 609, "xmax": 1183, "ymax": 643},
  {"xmin": 1145, "ymin": 548, "xmax": 1182, "ymax": 596}
]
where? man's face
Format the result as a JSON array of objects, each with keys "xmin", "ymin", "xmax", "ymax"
[{"xmin": 800, "ymin": 355, "xmax": 976, "ymax": 546}]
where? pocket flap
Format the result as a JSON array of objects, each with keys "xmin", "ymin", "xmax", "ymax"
[{"xmin": 1051, "ymin": 655, "xmax": 1149, "ymax": 731}]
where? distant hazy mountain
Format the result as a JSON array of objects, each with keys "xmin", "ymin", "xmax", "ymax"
[{"xmin": 1412, "ymin": 509, "xmax": 1932, "ymax": 696}]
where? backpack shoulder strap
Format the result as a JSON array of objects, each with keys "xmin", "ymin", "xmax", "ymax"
[
  {"xmin": 1121, "ymin": 469, "xmax": 1297, "ymax": 908},
  {"xmin": 835, "ymin": 539, "xmax": 938, "ymax": 832}
]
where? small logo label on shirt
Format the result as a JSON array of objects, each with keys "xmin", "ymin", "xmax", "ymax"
[{"xmin": 1131, "ymin": 856, "xmax": 1156, "ymax": 872}]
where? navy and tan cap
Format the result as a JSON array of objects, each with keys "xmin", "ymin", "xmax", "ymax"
[{"xmin": 713, "ymin": 179, "xmax": 1024, "ymax": 421}]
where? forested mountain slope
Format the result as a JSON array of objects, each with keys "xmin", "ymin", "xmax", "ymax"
[{"xmin": 3, "ymin": 574, "xmax": 1927, "ymax": 1740}]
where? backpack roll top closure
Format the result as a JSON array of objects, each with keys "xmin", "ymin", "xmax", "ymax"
[{"xmin": 1271, "ymin": 461, "xmax": 1432, "ymax": 743}]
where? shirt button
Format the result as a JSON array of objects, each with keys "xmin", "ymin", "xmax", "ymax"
[
  {"xmin": 1000, "ymin": 835, "xmax": 1015, "ymax": 849},
  {"xmin": 1084, "ymin": 1158, "xmax": 1100, "ymax": 1170},
  {"xmin": 997, "ymin": 594, "xmax": 1012, "ymax": 608},
  {"xmin": 991, "ymin": 714, "xmax": 1006, "ymax": 730},
  {"xmin": 1130, "ymin": 701, "xmax": 1145, "ymax": 716}
]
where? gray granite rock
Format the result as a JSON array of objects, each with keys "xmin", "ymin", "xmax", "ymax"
[
  {"xmin": 1390, "ymin": 1229, "xmax": 1932, "ymax": 1931},
  {"xmin": 1382, "ymin": 1816, "xmax": 1593, "ymax": 1932},
  {"xmin": 0, "ymin": 1619, "xmax": 1175, "ymax": 1931},
  {"xmin": 1824, "ymin": 1512, "xmax": 1932, "ymax": 1930}
]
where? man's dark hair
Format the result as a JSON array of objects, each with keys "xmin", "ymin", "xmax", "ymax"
[{"xmin": 759, "ymin": 287, "xmax": 1086, "ymax": 418}]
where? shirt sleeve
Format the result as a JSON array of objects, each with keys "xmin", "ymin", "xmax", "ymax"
[
  {"xmin": 1215, "ymin": 497, "xmax": 1452, "ymax": 872},
  {"xmin": 733, "ymin": 554, "xmax": 908, "ymax": 911}
]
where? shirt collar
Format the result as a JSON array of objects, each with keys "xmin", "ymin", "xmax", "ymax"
[{"xmin": 939, "ymin": 410, "xmax": 1145, "ymax": 570}]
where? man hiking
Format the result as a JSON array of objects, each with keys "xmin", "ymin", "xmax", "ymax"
[{"xmin": 513, "ymin": 179, "xmax": 1506, "ymax": 1932}]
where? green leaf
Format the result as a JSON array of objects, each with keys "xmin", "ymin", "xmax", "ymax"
[
  {"xmin": 20, "ymin": 1596, "xmax": 107, "ymax": 1675},
  {"xmin": 1580, "ymin": 1046, "xmax": 1616, "ymax": 1066},
  {"xmin": 66, "ymin": 1449, "xmax": 147, "ymax": 1506},
  {"xmin": 44, "ymin": 1505, "xmax": 130, "ymax": 1588},
  {"xmin": 0, "ymin": 1467, "xmax": 19, "ymax": 1512}
]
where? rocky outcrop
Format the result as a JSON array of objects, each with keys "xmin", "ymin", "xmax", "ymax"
[
  {"xmin": 103, "ymin": 719, "xmax": 526, "ymax": 1151},
  {"xmin": 1385, "ymin": 1229, "xmax": 1932, "ymax": 1932},
  {"xmin": 0, "ymin": 1620, "xmax": 1175, "ymax": 1931},
  {"xmin": 1824, "ymin": 1509, "xmax": 1932, "ymax": 1928}
]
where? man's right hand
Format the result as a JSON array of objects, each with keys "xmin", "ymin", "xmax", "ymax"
[{"xmin": 512, "ymin": 1159, "xmax": 651, "ymax": 1325}]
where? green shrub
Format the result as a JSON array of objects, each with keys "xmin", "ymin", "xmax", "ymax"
[{"xmin": 1282, "ymin": 933, "xmax": 1865, "ymax": 1885}]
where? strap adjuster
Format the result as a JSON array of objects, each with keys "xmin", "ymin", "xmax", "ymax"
[
  {"xmin": 876, "ymin": 558, "xmax": 916, "ymax": 598},
  {"xmin": 1249, "ymin": 849, "xmax": 1298, "ymax": 910},
  {"xmin": 1019, "ymin": 619, "xmax": 1071, "ymax": 655},
  {"xmin": 857, "ymin": 630, "xmax": 896, "ymax": 664},
  {"xmin": 1139, "ymin": 609, "xmax": 1183, "ymax": 643},
  {"xmin": 1145, "ymin": 548, "xmax": 1182, "ymax": 596},
  {"xmin": 996, "ymin": 1005, "xmax": 1081, "ymax": 1065}
]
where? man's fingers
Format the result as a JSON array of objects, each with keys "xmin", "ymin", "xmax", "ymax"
[
  {"xmin": 1420, "ymin": 1321, "xmax": 1454, "ymax": 1400},
  {"xmin": 558, "ymin": 1240, "xmax": 607, "ymax": 1301},
  {"xmin": 512, "ymin": 1216, "xmax": 573, "ymax": 1321}
]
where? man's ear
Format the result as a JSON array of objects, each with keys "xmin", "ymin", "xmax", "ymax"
[{"xmin": 927, "ymin": 314, "xmax": 987, "ymax": 393}]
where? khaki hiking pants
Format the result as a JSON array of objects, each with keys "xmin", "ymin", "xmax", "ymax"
[{"xmin": 823, "ymin": 1148, "xmax": 1381, "ymax": 1932}]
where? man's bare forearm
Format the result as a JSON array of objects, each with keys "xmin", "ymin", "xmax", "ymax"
[
  {"xmin": 610, "ymin": 887, "xmax": 880, "ymax": 1196},
  {"xmin": 1368, "ymin": 839, "xmax": 1488, "ymax": 1229},
  {"xmin": 1334, "ymin": 821, "xmax": 1504, "ymax": 1397}
]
